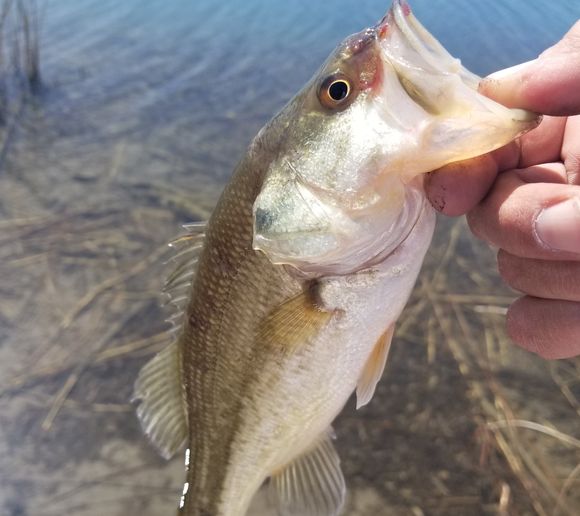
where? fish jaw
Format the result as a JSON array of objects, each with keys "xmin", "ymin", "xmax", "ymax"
[
  {"xmin": 252, "ymin": 1, "xmax": 539, "ymax": 277},
  {"xmin": 374, "ymin": 0, "xmax": 541, "ymax": 178}
]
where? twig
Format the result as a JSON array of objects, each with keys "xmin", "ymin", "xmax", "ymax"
[
  {"xmin": 40, "ymin": 300, "xmax": 147, "ymax": 431},
  {"xmin": 487, "ymin": 420, "xmax": 580, "ymax": 449}
]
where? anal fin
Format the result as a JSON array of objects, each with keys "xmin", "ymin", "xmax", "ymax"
[
  {"xmin": 133, "ymin": 339, "xmax": 188, "ymax": 459},
  {"xmin": 356, "ymin": 324, "xmax": 395, "ymax": 409},
  {"xmin": 269, "ymin": 430, "xmax": 346, "ymax": 516}
]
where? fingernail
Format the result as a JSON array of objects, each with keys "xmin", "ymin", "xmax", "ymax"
[
  {"xmin": 535, "ymin": 198, "xmax": 580, "ymax": 253},
  {"xmin": 485, "ymin": 59, "xmax": 536, "ymax": 81}
]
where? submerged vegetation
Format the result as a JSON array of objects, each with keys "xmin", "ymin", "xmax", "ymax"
[{"xmin": 0, "ymin": 195, "xmax": 578, "ymax": 514}]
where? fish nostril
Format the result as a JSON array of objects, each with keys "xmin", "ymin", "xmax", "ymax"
[
  {"xmin": 347, "ymin": 28, "xmax": 377, "ymax": 54},
  {"xmin": 254, "ymin": 208, "xmax": 274, "ymax": 232}
]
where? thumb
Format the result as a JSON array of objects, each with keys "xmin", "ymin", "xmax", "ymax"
[{"xmin": 479, "ymin": 20, "xmax": 580, "ymax": 116}]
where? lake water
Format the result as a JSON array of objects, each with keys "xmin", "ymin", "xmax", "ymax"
[{"xmin": 1, "ymin": 1, "xmax": 579, "ymax": 515}]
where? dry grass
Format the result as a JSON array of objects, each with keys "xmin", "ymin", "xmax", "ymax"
[{"xmin": 407, "ymin": 217, "xmax": 580, "ymax": 516}]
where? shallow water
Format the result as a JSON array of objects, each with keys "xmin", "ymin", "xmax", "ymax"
[{"xmin": 0, "ymin": 1, "xmax": 579, "ymax": 515}]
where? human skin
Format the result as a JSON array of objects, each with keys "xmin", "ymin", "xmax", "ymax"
[{"xmin": 424, "ymin": 21, "xmax": 580, "ymax": 359}]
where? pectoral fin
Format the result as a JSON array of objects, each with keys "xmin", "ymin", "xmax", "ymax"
[
  {"xmin": 269, "ymin": 430, "xmax": 346, "ymax": 516},
  {"xmin": 258, "ymin": 285, "xmax": 332, "ymax": 354},
  {"xmin": 356, "ymin": 324, "xmax": 395, "ymax": 409}
]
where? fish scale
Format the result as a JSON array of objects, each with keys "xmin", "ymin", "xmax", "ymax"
[{"xmin": 181, "ymin": 148, "xmax": 303, "ymax": 514}]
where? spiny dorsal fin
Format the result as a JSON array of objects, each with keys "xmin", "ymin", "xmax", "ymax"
[
  {"xmin": 132, "ymin": 221, "xmax": 206, "ymax": 459},
  {"xmin": 269, "ymin": 430, "xmax": 346, "ymax": 516},
  {"xmin": 356, "ymin": 324, "xmax": 395, "ymax": 409},
  {"xmin": 133, "ymin": 339, "xmax": 187, "ymax": 459},
  {"xmin": 258, "ymin": 286, "xmax": 332, "ymax": 354},
  {"xmin": 163, "ymin": 221, "xmax": 206, "ymax": 332}
]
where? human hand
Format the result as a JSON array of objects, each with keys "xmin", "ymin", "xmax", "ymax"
[{"xmin": 425, "ymin": 21, "xmax": 580, "ymax": 359}]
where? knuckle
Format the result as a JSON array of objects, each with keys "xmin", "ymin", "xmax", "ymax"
[
  {"xmin": 466, "ymin": 210, "xmax": 486, "ymax": 241},
  {"xmin": 496, "ymin": 250, "xmax": 514, "ymax": 284},
  {"xmin": 506, "ymin": 298, "xmax": 568, "ymax": 359},
  {"xmin": 506, "ymin": 299, "xmax": 547, "ymax": 356},
  {"xmin": 505, "ymin": 302, "xmax": 527, "ymax": 346}
]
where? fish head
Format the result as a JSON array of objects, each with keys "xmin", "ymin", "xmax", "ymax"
[{"xmin": 253, "ymin": 0, "xmax": 540, "ymax": 276}]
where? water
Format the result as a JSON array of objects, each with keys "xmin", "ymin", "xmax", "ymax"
[
  {"xmin": 1, "ymin": 1, "xmax": 579, "ymax": 515},
  {"xmin": 9, "ymin": 0, "xmax": 580, "ymax": 199}
]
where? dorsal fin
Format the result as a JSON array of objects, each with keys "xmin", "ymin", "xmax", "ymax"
[
  {"xmin": 356, "ymin": 324, "xmax": 395, "ymax": 409},
  {"xmin": 132, "ymin": 221, "xmax": 206, "ymax": 459},
  {"xmin": 269, "ymin": 430, "xmax": 346, "ymax": 516},
  {"xmin": 163, "ymin": 221, "xmax": 206, "ymax": 331}
]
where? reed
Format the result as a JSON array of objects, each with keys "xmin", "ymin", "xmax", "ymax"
[
  {"xmin": 16, "ymin": 0, "xmax": 41, "ymax": 91},
  {"xmin": 0, "ymin": 0, "xmax": 41, "ymax": 124}
]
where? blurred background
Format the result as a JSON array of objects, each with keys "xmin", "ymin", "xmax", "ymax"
[{"xmin": 0, "ymin": 0, "xmax": 579, "ymax": 515}]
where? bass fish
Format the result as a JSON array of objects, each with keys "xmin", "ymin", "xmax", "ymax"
[{"xmin": 134, "ymin": 1, "xmax": 538, "ymax": 515}]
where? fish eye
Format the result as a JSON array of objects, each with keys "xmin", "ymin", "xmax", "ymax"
[
  {"xmin": 318, "ymin": 74, "xmax": 354, "ymax": 109},
  {"xmin": 328, "ymin": 80, "xmax": 349, "ymax": 101}
]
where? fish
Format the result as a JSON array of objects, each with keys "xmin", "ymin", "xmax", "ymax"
[{"xmin": 133, "ymin": 1, "xmax": 539, "ymax": 515}]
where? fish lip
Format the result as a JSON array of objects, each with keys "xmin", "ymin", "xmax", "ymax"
[{"xmin": 376, "ymin": 0, "xmax": 411, "ymax": 41}]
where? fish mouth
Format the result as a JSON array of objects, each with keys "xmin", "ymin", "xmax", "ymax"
[
  {"xmin": 375, "ymin": 0, "xmax": 480, "ymax": 89},
  {"xmin": 375, "ymin": 0, "xmax": 540, "ymax": 129},
  {"xmin": 370, "ymin": 0, "xmax": 540, "ymax": 176}
]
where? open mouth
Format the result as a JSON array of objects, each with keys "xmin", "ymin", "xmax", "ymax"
[
  {"xmin": 376, "ymin": 0, "xmax": 480, "ymax": 88},
  {"xmin": 376, "ymin": 1, "xmax": 540, "ymax": 126}
]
